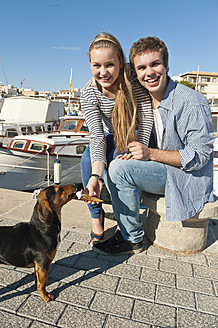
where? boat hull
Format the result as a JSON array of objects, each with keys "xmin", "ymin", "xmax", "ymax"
[{"xmin": 0, "ymin": 148, "xmax": 82, "ymax": 191}]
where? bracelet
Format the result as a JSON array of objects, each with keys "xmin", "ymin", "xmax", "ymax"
[{"xmin": 90, "ymin": 174, "xmax": 104, "ymax": 184}]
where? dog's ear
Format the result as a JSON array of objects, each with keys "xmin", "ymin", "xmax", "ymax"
[{"xmin": 37, "ymin": 200, "xmax": 53, "ymax": 225}]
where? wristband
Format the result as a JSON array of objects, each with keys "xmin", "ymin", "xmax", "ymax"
[{"xmin": 90, "ymin": 174, "xmax": 104, "ymax": 184}]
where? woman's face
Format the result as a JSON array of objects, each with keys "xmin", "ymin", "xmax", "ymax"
[{"xmin": 90, "ymin": 47, "xmax": 122, "ymax": 90}]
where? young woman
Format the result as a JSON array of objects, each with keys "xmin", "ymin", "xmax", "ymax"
[{"xmin": 80, "ymin": 32, "xmax": 153, "ymax": 241}]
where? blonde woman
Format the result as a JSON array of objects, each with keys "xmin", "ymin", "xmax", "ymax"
[{"xmin": 80, "ymin": 32, "xmax": 153, "ymax": 242}]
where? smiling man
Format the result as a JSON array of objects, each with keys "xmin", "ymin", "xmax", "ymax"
[{"xmin": 92, "ymin": 36, "xmax": 215, "ymax": 256}]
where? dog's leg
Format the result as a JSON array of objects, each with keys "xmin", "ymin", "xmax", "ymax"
[{"xmin": 34, "ymin": 261, "xmax": 53, "ymax": 302}]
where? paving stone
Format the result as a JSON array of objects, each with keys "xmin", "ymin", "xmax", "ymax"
[
  {"xmin": 193, "ymin": 263, "xmax": 218, "ymax": 280},
  {"xmin": 106, "ymin": 263, "xmax": 141, "ymax": 280},
  {"xmin": 68, "ymin": 242, "xmax": 97, "ymax": 258},
  {"xmin": 73, "ymin": 255, "xmax": 110, "ymax": 272},
  {"xmin": 133, "ymin": 299, "xmax": 176, "ymax": 326},
  {"xmin": 127, "ymin": 253, "xmax": 159, "ymax": 269},
  {"xmin": 159, "ymin": 259, "xmax": 193, "ymax": 276},
  {"xmin": 0, "ymin": 218, "xmax": 18, "ymax": 226},
  {"xmin": 0, "ymin": 267, "xmax": 28, "ymax": 289},
  {"xmin": 117, "ymin": 278, "xmax": 155, "ymax": 301},
  {"xmin": 48, "ymin": 264, "xmax": 85, "ymax": 284},
  {"xmin": 65, "ymin": 230, "xmax": 90, "ymax": 244},
  {"xmin": 0, "ymin": 287, "xmax": 29, "ymax": 312},
  {"xmin": 177, "ymin": 274, "xmax": 214, "ymax": 295},
  {"xmin": 57, "ymin": 238, "xmax": 74, "ymax": 252},
  {"xmin": 214, "ymin": 281, "xmax": 218, "ymax": 296},
  {"xmin": 31, "ymin": 321, "xmax": 56, "ymax": 327},
  {"xmin": 146, "ymin": 245, "xmax": 177, "ymax": 259},
  {"xmin": 91, "ymin": 291, "xmax": 134, "ymax": 318},
  {"xmin": 105, "ymin": 315, "xmax": 151, "ymax": 327},
  {"xmin": 57, "ymin": 304, "xmax": 106, "ymax": 327},
  {"xmin": 80, "ymin": 271, "xmax": 119, "ymax": 293},
  {"xmin": 207, "ymin": 255, "xmax": 218, "ymax": 268},
  {"xmin": 156, "ymin": 285, "xmax": 196, "ymax": 310},
  {"xmin": 196, "ymin": 293, "xmax": 218, "ymax": 315},
  {"xmin": 61, "ymin": 229, "xmax": 69, "ymax": 240},
  {"xmin": 141, "ymin": 267, "xmax": 176, "ymax": 287},
  {"xmin": 177, "ymin": 253, "xmax": 207, "ymax": 265},
  {"xmin": 0, "ymin": 309, "xmax": 32, "ymax": 327},
  {"xmin": 97, "ymin": 253, "xmax": 130, "ymax": 263},
  {"xmin": 18, "ymin": 294, "xmax": 66, "ymax": 325},
  {"xmin": 52, "ymin": 250, "xmax": 80, "ymax": 267},
  {"xmin": 178, "ymin": 308, "xmax": 218, "ymax": 328},
  {"xmin": 55, "ymin": 284, "xmax": 95, "ymax": 307}
]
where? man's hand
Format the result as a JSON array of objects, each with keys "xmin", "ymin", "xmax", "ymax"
[
  {"xmin": 128, "ymin": 141, "xmax": 150, "ymax": 160},
  {"xmin": 116, "ymin": 141, "xmax": 150, "ymax": 161}
]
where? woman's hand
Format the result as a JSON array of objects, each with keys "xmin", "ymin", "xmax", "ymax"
[{"xmin": 84, "ymin": 176, "xmax": 103, "ymax": 204}]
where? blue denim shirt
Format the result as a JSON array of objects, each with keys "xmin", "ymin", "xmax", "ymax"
[{"xmin": 158, "ymin": 78, "xmax": 215, "ymax": 221}]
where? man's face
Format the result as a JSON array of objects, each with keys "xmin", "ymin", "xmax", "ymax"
[{"xmin": 133, "ymin": 51, "xmax": 168, "ymax": 100}]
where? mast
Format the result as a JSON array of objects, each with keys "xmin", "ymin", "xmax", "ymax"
[{"xmin": 0, "ymin": 56, "xmax": 8, "ymax": 85}]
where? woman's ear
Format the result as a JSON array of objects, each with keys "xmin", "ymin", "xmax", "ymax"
[{"xmin": 119, "ymin": 58, "xmax": 124, "ymax": 69}]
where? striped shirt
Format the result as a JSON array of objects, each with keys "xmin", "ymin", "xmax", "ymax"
[
  {"xmin": 81, "ymin": 78, "xmax": 153, "ymax": 165},
  {"xmin": 159, "ymin": 78, "xmax": 215, "ymax": 221}
]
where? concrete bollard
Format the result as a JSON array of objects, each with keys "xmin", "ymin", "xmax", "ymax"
[{"xmin": 141, "ymin": 192, "xmax": 218, "ymax": 254}]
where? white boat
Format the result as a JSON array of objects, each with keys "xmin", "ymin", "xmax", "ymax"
[
  {"xmin": 0, "ymin": 96, "xmax": 65, "ymax": 147},
  {"xmin": 0, "ymin": 116, "xmax": 89, "ymax": 191}
]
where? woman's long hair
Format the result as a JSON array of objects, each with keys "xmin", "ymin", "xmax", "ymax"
[{"xmin": 88, "ymin": 32, "xmax": 137, "ymax": 153}]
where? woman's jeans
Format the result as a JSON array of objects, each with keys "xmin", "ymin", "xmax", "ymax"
[
  {"xmin": 81, "ymin": 134, "xmax": 117, "ymax": 218},
  {"xmin": 108, "ymin": 159, "xmax": 167, "ymax": 243}
]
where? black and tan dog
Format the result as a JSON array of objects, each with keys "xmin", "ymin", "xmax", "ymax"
[{"xmin": 0, "ymin": 184, "xmax": 77, "ymax": 302}]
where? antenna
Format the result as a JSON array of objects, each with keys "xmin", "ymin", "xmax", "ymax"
[{"xmin": 0, "ymin": 56, "xmax": 8, "ymax": 85}]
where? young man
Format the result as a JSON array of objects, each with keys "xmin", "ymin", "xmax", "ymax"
[{"xmin": 93, "ymin": 37, "xmax": 215, "ymax": 256}]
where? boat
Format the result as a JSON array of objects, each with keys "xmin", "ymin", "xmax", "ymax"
[
  {"xmin": 0, "ymin": 115, "xmax": 89, "ymax": 191},
  {"xmin": 0, "ymin": 96, "xmax": 65, "ymax": 147}
]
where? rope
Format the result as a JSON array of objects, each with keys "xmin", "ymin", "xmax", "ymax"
[{"xmin": 0, "ymin": 146, "xmax": 47, "ymax": 175}]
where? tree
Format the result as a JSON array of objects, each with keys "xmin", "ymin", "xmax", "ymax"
[{"xmin": 175, "ymin": 80, "xmax": 195, "ymax": 90}]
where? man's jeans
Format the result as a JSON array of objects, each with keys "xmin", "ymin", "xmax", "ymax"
[{"xmin": 108, "ymin": 159, "xmax": 167, "ymax": 243}]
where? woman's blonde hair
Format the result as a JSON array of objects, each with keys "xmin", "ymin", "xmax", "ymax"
[{"xmin": 89, "ymin": 32, "xmax": 137, "ymax": 153}]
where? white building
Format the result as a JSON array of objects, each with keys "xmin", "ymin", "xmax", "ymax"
[{"xmin": 172, "ymin": 71, "xmax": 218, "ymax": 105}]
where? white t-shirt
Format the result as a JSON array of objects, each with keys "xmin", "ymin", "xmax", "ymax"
[{"xmin": 152, "ymin": 109, "xmax": 163, "ymax": 149}]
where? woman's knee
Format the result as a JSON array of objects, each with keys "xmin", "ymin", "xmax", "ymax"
[{"xmin": 81, "ymin": 146, "xmax": 91, "ymax": 167}]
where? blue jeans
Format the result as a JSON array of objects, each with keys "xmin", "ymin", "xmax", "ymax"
[
  {"xmin": 108, "ymin": 159, "xmax": 167, "ymax": 243},
  {"xmin": 81, "ymin": 134, "xmax": 117, "ymax": 218}
]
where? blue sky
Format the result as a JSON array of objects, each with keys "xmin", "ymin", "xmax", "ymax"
[{"xmin": 1, "ymin": 0, "xmax": 218, "ymax": 92}]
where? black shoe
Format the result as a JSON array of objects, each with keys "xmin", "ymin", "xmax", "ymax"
[{"xmin": 92, "ymin": 230, "xmax": 143, "ymax": 255}]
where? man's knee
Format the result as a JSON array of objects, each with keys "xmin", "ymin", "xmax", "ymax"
[{"xmin": 108, "ymin": 159, "xmax": 123, "ymax": 183}]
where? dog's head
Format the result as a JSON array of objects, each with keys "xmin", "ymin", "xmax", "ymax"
[{"xmin": 36, "ymin": 184, "xmax": 77, "ymax": 225}]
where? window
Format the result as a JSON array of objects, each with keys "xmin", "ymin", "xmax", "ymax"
[
  {"xmin": 80, "ymin": 121, "xmax": 89, "ymax": 132},
  {"xmin": 35, "ymin": 126, "xmax": 44, "ymax": 133},
  {"xmin": 201, "ymin": 77, "xmax": 210, "ymax": 83},
  {"xmin": 12, "ymin": 140, "xmax": 26, "ymax": 149},
  {"xmin": 212, "ymin": 78, "xmax": 217, "ymax": 83},
  {"xmin": 200, "ymin": 86, "xmax": 204, "ymax": 91},
  {"xmin": 76, "ymin": 145, "xmax": 86, "ymax": 154},
  {"xmin": 6, "ymin": 129, "xmax": 18, "ymax": 137},
  {"xmin": 213, "ymin": 116, "xmax": 218, "ymax": 134},
  {"xmin": 29, "ymin": 142, "xmax": 46, "ymax": 151},
  {"xmin": 59, "ymin": 120, "xmax": 78, "ymax": 131}
]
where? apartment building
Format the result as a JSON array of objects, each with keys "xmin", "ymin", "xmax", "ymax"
[{"xmin": 173, "ymin": 71, "xmax": 218, "ymax": 106}]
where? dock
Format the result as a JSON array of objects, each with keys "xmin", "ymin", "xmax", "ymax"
[{"xmin": 0, "ymin": 188, "xmax": 217, "ymax": 327}]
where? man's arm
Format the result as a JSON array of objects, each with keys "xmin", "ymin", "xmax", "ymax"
[{"xmin": 127, "ymin": 141, "xmax": 182, "ymax": 167}]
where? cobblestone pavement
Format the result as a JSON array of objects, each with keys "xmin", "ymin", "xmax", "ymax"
[
  {"xmin": 0, "ymin": 217, "xmax": 217, "ymax": 328},
  {"xmin": 0, "ymin": 187, "xmax": 217, "ymax": 327}
]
